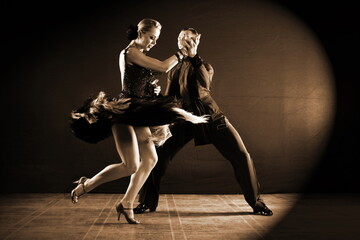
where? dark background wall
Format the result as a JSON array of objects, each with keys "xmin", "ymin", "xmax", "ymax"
[{"xmin": 1, "ymin": 0, "xmax": 358, "ymax": 195}]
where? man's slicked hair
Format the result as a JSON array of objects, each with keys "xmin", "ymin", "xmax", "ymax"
[{"xmin": 181, "ymin": 27, "xmax": 199, "ymax": 35}]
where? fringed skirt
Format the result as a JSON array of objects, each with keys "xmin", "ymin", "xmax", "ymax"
[{"xmin": 69, "ymin": 91, "xmax": 207, "ymax": 146}]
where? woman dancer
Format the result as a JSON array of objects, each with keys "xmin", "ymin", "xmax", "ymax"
[{"xmin": 69, "ymin": 18, "xmax": 207, "ymax": 224}]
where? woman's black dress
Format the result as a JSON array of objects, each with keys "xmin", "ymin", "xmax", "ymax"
[{"xmin": 69, "ymin": 48, "xmax": 206, "ymax": 145}]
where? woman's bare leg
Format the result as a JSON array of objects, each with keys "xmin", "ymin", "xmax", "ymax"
[
  {"xmin": 73, "ymin": 123, "xmax": 140, "ymax": 195},
  {"xmin": 120, "ymin": 126, "xmax": 158, "ymax": 218}
]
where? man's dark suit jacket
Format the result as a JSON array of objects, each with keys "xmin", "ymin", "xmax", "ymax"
[{"xmin": 165, "ymin": 55, "xmax": 224, "ymax": 146}]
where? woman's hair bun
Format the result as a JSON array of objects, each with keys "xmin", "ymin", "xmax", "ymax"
[{"xmin": 126, "ymin": 25, "xmax": 138, "ymax": 40}]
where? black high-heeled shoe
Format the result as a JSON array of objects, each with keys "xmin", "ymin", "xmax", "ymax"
[
  {"xmin": 70, "ymin": 176, "xmax": 88, "ymax": 204},
  {"xmin": 115, "ymin": 202, "xmax": 140, "ymax": 224}
]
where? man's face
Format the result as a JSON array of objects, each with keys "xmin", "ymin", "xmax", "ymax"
[{"xmin": 177, "ymin": 30, "xmax": 197, "ymax": 49}]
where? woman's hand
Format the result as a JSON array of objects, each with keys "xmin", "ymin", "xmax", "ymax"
[{"xmin": 179, "ymin": 47, "xmax": 188, "ymax": 57}]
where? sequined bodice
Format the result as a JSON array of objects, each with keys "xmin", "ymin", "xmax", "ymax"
[{"xmin": 121, "ymin": 49, "xmax": 159, "ymax": 97}]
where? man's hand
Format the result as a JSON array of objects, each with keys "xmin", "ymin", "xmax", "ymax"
[{"xmin": 151, "ymin": 79, "xmax": 161, "ymax": 96}]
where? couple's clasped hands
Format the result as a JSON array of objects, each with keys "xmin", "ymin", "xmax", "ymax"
[{"xmin": 179, "ymin": 33, "xmax": 201, "ymax": 57}]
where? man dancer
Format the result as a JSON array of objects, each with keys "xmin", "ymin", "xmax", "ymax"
[{"xmin": 135, "ymin": 28, "xmax": 273, "ymax": 216}]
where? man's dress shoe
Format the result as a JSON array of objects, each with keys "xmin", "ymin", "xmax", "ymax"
[
  {"xmin": 253, "ymin": 205, "xmax": 273, "ymax": 216},
  {"xmin": 133, "ymin": 203, "xmax": 156, "ymax": 214}
]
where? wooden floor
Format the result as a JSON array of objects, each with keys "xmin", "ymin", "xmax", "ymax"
[{"xmin": 0, "ymin": 193, "xmax": 359, "ymax": 240}]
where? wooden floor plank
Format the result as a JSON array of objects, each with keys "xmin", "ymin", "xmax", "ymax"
[{"xmin": 0, "ymin": 193, "xmax": 358, "ymax": 240}]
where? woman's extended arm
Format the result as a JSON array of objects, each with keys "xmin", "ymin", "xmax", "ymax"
[{"xmin": 126, "ymin": 47, "xmax": 183, "ymax": 73}]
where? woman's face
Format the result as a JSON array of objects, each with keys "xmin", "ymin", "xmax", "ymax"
[{"xmin": 138, "ymin": 27, "xmax": 161, "ymax": 51}]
